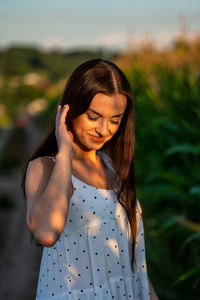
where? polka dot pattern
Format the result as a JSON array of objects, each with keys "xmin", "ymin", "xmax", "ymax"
[{"xmin": 35, "ymin": 152, "xmax": 150, "ymax": 299}]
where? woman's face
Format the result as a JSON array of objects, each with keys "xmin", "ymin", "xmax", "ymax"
[{"xmin": 72, "ymin": 93, "xmax": 127, "ymax": 151}]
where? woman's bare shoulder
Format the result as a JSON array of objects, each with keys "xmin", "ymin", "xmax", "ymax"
[
  {"xmin": 25, "ymin": 156, "xmax": 55, "ymax": 199},
  {"xmin": 27, "ymin": 153, "xmax": 57, "ymax": 177},
  {"xmin": 28, "ymin": 155, "xmax": 56, "ymax": 169}
]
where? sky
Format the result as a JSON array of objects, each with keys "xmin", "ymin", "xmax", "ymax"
[{"xmin": 0, "ymin": 0, "xmax": 200, "ymax": 51}]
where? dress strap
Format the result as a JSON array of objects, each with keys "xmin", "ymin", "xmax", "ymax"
[
  {"xmin": 46, "ymin": 156, "xmax": 56, "ymax": 163},
  {"xmin": 46, "ymin": 153, "xmax": 113, "ymax": 170},
  {"xmin": 98, "ymin": 151, "xmax": 121, "ymax": 191},
  {"xmin": 97, "ymin": 151, "xmax": 115, "ymax": 173}
]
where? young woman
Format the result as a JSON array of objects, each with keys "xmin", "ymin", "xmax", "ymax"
[{"xmin": 21, "ymin": 58, "xmax": 158, "ymax": 300}]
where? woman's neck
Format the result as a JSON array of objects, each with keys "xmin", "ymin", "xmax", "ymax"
[{"xmin": 74, "ymin": 147, "xmax": 99, "ymax": 164}]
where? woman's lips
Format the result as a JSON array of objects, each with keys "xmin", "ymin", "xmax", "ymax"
[{"xmin": 89, "ymin": 134, "xmax": 105, "ymax": 143}]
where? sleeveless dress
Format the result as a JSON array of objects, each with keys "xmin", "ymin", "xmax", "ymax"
[{"xmin": 34, "ymin": 152, "xmax": 150, "ymax": 300}]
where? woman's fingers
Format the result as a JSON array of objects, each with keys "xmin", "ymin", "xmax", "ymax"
[
  {"xmin": 55, "ymin": 104, "xmax": 75, "ymax": 156},
  {"xmin": 56, "ymin": 104, "xmax": 69, "ymax": 127},
  {"xmin": 60, "ymin": 104, "xmax": 69, "ymax": 124}
]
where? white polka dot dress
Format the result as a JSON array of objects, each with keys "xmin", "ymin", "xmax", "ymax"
[{"xmin": 35, "ymin": 152, "xmax": 150, "ymax": 299}]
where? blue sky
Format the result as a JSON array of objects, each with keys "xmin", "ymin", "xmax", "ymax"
[{"xmin": 0, "ymin": 0, "xmax": 200, "ymax": 50}]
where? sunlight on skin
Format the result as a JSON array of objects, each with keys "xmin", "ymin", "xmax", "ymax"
[
  {"xmin": 72, "ymin": 93, "xmax": 127, "ymax": 162},
  {"xmin": 50, "ymin": 210, "xmax": 67, "ymax": 232},
  {"xmin": 30, "ymin": 203, "xmax": 66, "ymax": 236},
  {"xmin": 31, "ymin": 210, "xmax": 66, "ymax": 246}
]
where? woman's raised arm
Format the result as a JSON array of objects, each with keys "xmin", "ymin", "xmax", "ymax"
[
  {"xmin": 25, "ymin": 153, "xmax": 73, "ymax": 247},
  {"xmin": 25, "ymin": 104, "xmax": 76, "ymax": 247}
]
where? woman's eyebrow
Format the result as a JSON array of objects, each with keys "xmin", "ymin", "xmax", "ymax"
[{"xmin": 88, "ymin": 108, "xmax": 124, "ymax": 117}]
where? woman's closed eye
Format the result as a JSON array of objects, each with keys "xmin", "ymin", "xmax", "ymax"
[
  {"xmin": 87, "ymin": 113, "xmax": 98, "ymax": 121},
  {"xmin": 110, "ymin": 120, "xmax": 120, "ymax": 125},
  {"xmin": 87, "ymin": 113, "xmax": 120, "ymax": 125}
]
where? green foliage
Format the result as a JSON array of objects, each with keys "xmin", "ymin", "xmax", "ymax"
[
  {"xmin": 0, "ymin": 46, "xmax": 116, "ymax": 80},
  {"xmin": 0, "ymin": 83, "xmax": 43, "ymax": 120},
  {"xmin": 0, "ymin": 46, "xmax": 116, "ymax": 125},
  {"xmin": 123, "ymin": 51, "xmax": 200, "ymax": 299}
]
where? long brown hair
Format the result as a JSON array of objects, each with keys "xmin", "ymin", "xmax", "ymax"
[{"xmin": 21, "ymin": 58, "xmax": 137, "ymax": 271}]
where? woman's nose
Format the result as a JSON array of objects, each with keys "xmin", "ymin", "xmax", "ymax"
[{"xmin": 96, "ymin": 120, "xmax": 110, "ymax": 136}]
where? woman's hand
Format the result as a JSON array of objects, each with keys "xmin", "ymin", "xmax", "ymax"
[{"xmin": 55, "ymin": 104, "xmax": 76, "ymax": 159}]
